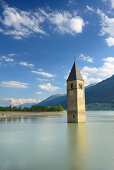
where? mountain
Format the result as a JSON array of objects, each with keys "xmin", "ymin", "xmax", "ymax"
[
  {"xmin": 19, "ymin": 75, "xmax": 114, "ymax": 109},
  {"xmin": 85, "ymin": 83, "xmax": 96, "ymax": 89},
  {"xmin": 18, "ymin": 102, "xmax": 37, "ymax": 108},
  {"xmin": 85, "ymin": 75, "xmax": 114, "ymax": 104},
  {"xmin": 37, "ymin": 94, "xmax": 67, "ymax": 109},
  {"xmin": 37, "ymin": 75, "xmax": 114, "ymax": 109}
]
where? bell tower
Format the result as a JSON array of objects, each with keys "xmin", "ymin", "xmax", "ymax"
[{"xmin": 67, "ymin": 61, "xmax": 86, "ymax": 123}]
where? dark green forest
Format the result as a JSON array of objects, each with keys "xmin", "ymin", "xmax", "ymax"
[
  {"xmin": 0, "ymin": 105, "xmax": 64, "ymax": 112},
  {"xmin": 86, "ymin": 103, "xmax": 114, "ymax": 110}
]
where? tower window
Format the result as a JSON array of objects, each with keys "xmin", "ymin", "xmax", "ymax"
[
  {"xmin": 73, "ymin": 115, "xmax": 75, "ymax": 119},
  {"xmin": 71, "ymin": 83, "xmax": 73, "ymax": 89},
  {"xmin": 79, "ymin": 83, "xmax": 82, "ymax": 89}
]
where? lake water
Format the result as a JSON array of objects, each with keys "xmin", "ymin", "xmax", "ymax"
[{"xmin": 0, "ymin": 111, "xmax": 114, "ymax": 170}]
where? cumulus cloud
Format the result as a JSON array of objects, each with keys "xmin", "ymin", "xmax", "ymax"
[
  {"xmin": 105, "ymin": 37, "xmax": 114, "ymax": 46},
  {"xmin": 38, "ymin": 68, "xmax": 43, "ymax": 71},
  {"xmin": 36, "ymin": 78, "xmax": 49, "ymax": 82},
  {"xmin": 1, "ymin": 56, "xmax": 14, "ymax": 62},
  {"xmin": 35, "ymin": 91, "xmax": 42, "ymax": 95},
  {"xmin": 19, "ymin": 62, "xmax": 34, "ymax": 67},
  {"xmin": 8, "ymin": 53, "xmax": 16, "ymax": 57},
  {"xmin": 81, "ymin": 66, "xmax": 101, "ymax": 86},
  {"xmin": 67, "ymin": 0, "xmax": 76, "ymax": 6},
  {"xmin": 32, "ymin": 70, "xmax": 55, "ymax": 77},
  {"xmin": 110, "ymin": 0, "xmax": 114, "ymax": 8},
  {"xmin": 97, "ymin": 9, "xmax": 114, "ymax": 46},
  {"xmin": 0, "ymin": 81, "xmax": 29, "ymax": 88},
  {"xmin": 49, "ymin": 11, "xmax": 85, "ymax": 35},
  {"xmin": 86, "ymin": 5, "xmax": 94, "ymax": 12},
  {"xmin": 3, "ymin": 98, "xmax": 40, "ymax": 106},
  {"xmin": 79, "ymin": 53, "xmax": 94, "ymax": 63},
  {"xmin": 103, "ymin": 0, "xmax": 114, "ymax": 8},
  {"xmin": 0, "ymin": 3, "xmax": 46, "ymax": 39},
  {"xmin": 81, "ymin": 57, "xmax": 114, "ymax": 86},
  {"xmin": 0, "ymin": 2, "xmax": 85, "ymax": 39},
  {"xmin": 39, "ymin": 83, "xmax": 60, "ymax": 91},
  {"xmin": 39, "ymin": 9, "xmax": 85, "ymax": 35}
]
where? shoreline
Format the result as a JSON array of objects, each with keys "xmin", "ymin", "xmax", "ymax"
[{"xmin": 0, "ymin": 111, "xmax": 67, "ymax": 119}]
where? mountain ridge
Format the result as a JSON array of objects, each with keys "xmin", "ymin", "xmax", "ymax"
[
  {"xmin": 20, "ymin": 75, "xmax": 114, "ymax": 109},
  {"xmin": 37, "ymin": 75, "xmax": 114, "ymax": 109}
]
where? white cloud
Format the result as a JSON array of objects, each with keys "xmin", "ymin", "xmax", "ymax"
[
  {"xmin": 49, "ymin": 11, "xmax": 85, "ymax": 35},
  {"xmin": 86, "ymin": 5, "xmax": 94, "ymax": 12},
  {"xmin": 0, "ymin": 81, "xmax": 29, "ymax": 88},
  {"xmin": 103, "ymin": 57, "xmax": 114, "ymax": 62},
  {"xmin": 0, "ymin": 2, "xmax": 85, "ymax": 39},
  {"xmin": 0, "ymin": 98, "xmax": 11, "ymax": 107},
  {"xmin": 105, "ymin": 37, "xmax": 114, "ymax": 46},
  {"xmin": 38, "ymin": 68, "xmax": 43, "ymax": 71},
  {"xmin": 97, "ymin": 9, "xmax": 114, "ymax": 46},
  {"xmin": 64, "ymin": 75, "xmax": 68, "ymax": 80},
  {"xmin": 19, "ymin": 62, "xmax": 34, "ymax": 67},
  {"xmin": 3, "ymin": 98, "xmax": 40, "ymax": 106},
  {"xmin": 1, "ymin": 56, "xmax": 14, "ymax": 62},
  {"xmin": 81, "ymin": 66, "xmax": 101, "ymax": 86},
  {"xmin": 81, "ymin": 57, "xmax": 114, "ymax": 86},
  {"xmin": 0, "ymin": 4, "xmax": 46, "ymax": 39},
  {"xmin": 64, "ymin": 70, "xmax": 70, "ymax": 80},
  {"xmin": 103, "ymin": 0, "xmax": 114, "ymax": 8},
  {"xmin": 39, "ymin": 83, "xmax": 60, "ymax": 91},
  {"xmin": 0, "ymin": 28, "xmax": 3, "ymax": 32},
  {"xmin": 79, "ymin": 53, "xmax": 94, "ymax": 63},
  {"xmin": 8, "ymin": 53, "xmax": 16, "ymax": 57},
  {"xmin": 35, "ymin": 91, "xmax": 42, "ymax": 95},
  {"xmin": 32, "ymin": 70, "xmax": 55, "ymax": 77},
  {"xmin": 110, "ymin": 0, "xmax": 114, "ymax": 8},
  {"xmin": 67, "ymin": 0, "xmax": 75, "ymax": 6},
  {"xmin": 36, "ymin": 78, "xmax": 49, "ymax": 82}
]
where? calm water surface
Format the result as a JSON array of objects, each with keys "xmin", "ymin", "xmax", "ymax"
[{"xmin": 0, "ymin": 111, "xmax": 114, "ymax": 170}]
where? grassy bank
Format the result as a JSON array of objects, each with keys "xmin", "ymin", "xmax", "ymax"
[{"xmin": 86, "ymin": 103, "xmax": 114, "ymax": 110}]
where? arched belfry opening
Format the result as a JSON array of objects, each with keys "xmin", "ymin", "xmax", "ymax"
[{"xmin": 67, "ymin": 61, "xmax": 86, "ymax": 123}]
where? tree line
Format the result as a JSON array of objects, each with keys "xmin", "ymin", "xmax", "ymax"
[{"xmin": 0, "ymin": 105, "xmax": 64, "ymax": 112}]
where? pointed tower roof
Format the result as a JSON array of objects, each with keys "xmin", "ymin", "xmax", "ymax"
[{"xmin": 67, "ymin": 61, "xmax": 83, "ymax": 81}]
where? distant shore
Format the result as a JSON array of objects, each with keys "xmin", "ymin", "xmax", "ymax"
[{"xmin": 0, "ymin": 111, "xmax": 67, "ymax": 119}]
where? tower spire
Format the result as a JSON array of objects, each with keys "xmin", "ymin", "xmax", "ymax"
[{"xmin": 67, "ymin": 61, "xmax": 83, "ymax": 81}]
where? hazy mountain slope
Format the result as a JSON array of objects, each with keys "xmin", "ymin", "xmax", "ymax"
[
  {"xmin": 85, "ymin": 75, "xmax": 114, "ymax": 104},
  {"xmin": 19, "ymin": 103, "xmax": 36, "ymax": 108},
  {"xmin": 37, "ymin": 94, "xmax": 67, "ymax": 108},
  {"xmin": 20, "ymin": 75, "xmax": 114, "ymax": 109},
  {"xmin": 38, "ymin": 75, "xmax": 114, "ymax": 108}
]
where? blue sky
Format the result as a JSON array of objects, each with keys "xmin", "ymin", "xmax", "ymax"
[{"xmin": 0, "ymin": 0, "xmax": 114, "ymax": 106}]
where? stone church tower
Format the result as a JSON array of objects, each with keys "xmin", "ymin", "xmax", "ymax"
[{"xmin": 67, "ymin": 61, "xmax": 86, "ymax": 123}]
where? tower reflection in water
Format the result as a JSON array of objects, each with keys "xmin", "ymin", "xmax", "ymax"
[{"xmin": 67, "ymin": 123, "xmax": 90, "ymax": 170}]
